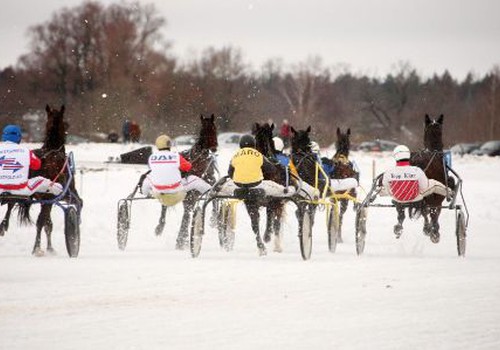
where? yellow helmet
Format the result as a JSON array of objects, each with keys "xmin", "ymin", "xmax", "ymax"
[{"xmin": 155, "ymin": 134, "xmax": 171, "ymax": 150}]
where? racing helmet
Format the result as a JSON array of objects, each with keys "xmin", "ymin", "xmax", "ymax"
[
  {"xmin": 155, "ymin": 134, "xmax": 171, "ymax": 150},
  {"xmin": 239, "ymin": 134, "xmax": 256, "ymax": 148},
  {"xmin": 273, "ymin": 137, "xmax": 284, "ymax": 152},
  {"xmin": 393, "ymin": 144, "xmax": 411, "ymax": 161},
  {"xmin": 2, "ymin": 125, "xmax": 22, "ymax": 144}
]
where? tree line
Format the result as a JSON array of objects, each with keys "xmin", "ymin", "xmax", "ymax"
[{"xmin": 1, "ymin": 1, "xmax": 499, "ymax": 148}]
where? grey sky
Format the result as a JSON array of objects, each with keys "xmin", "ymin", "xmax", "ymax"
[{"xmin": 1, "ymin": 0, "xmax": 499, "ymax": 80}]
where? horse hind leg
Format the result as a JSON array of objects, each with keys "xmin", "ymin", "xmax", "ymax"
[
  {"xmin": 272, "ymin": 204, "xmax": 284, "ymax": 253},
  {"xmin": 429, "ymin": 207, "xmax": 441, "ymax": 244},
  {"xmin": 176, "ymin": 198, "xmax": 194, "ymax": 250},
  {"xmin": 0, "ymin": 203, "xmax": 14, "ymax": 236},
  {"xmin": 33, "ymin": 207, "xmax": 48, "ymax": 256},
  {"xmin": 155, "ymin": 206, "xmax": 167, "ymax": 236},
  {"xmin": 246, "ymin": 202, "xmax": 266, "ymax": 256},
  {"xmin": 44, "ymin": 205, "xmax": 56, "ymax": 255},
  {"xmin": 394, "ymin": 205, "xmax": 405, "ymax": 239},
  {"xmin": 263, "ymin": 206, "xmax": 274, "ymax": 244},
  {"xmin": 338, "ymin": 200, "xmax": 348, "ymax": 243}
]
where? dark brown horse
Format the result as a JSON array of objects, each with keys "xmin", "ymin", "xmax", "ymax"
[
  {"xmin": 328, "ymin": 127, "xmax": 359, "ymax": 243},
  {"xmin": 24, "ymin": 105, "xmax": 82, "ymax": 256},
  {"xmin": 154, "ymin": 114, "xmax": 219, "ymax": 249},
  {"xmin": 253, "ymin": 122, "xmax": 288, "ymax": 252},
  {"xmin": 289, "ymin": 126, "xmax": 326, "ymax": 237},
  {"xmin": 395, "ymin": 114, "xmax": 454, "ymax": 243}
]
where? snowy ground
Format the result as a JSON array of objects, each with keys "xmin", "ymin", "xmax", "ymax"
[{"xmin": 1, "ymin": 143, "xmax": 499, "ymax": 350}]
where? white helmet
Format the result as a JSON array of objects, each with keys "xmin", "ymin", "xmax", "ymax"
[
  {"xmin": 273, "ymin": 137, "xmax": 284, "ymax": 152},
  {"xmin": 310, "ymin": 141, "xmax": 320, "ymax": 154},
  {"xmin": 393, "ymin": 145, "xmax": 411, "ymax": 161}
]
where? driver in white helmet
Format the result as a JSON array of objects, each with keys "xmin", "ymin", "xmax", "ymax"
[
  {"xmin": 140, "ymin": 134, "xmax": 212, "ymax": 197},
  {"xmin": 272, "ymin": 136, "xmax": 289, "ymax": 167},
  {"xmin": 382, "ymin": 145, "xmax": 452, "ymax": 202}
]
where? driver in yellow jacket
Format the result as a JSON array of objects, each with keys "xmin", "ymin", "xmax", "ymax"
[{"xmin": 216, "ymin": 134, "xmax": 295, "ymax": 196}]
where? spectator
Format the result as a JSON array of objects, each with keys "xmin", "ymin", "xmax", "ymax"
[
  {"xmin": 279, "ymin": 119, "xmax": 291, "ymax": 148},
  {"xmin": 122, "ymin": 119, "xmax": 131, "ymax": 143},
  {"xmin": 129, "ymin": 121, "xmax": 141, "ymax": 143}
]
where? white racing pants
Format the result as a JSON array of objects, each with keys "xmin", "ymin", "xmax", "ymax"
[
  {"xmin": 216, "ymin": 179, "xmax": 295, "ymax": 198},
  {"xmin": 330, "ymin": 178, "xmax": 358, "ymax": 192},
  {"xmin": 381, "ymin": 179, "xmax": 453, "ymax": 203},
  {"xmin": 142, "ymin": 175, "xmax": 212, "ymax": 197},
  {"xmin": 0, "ymin": 177, "xmax": 63, "ymax": 196}
]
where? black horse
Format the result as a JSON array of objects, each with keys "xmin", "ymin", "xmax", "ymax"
[
  {"xmin": 289, "ymin": 126, "xmax": 327, "ymax": 237},
  {"xmin": 22, "ymin": 105, "xmax": 82, "ymax": 256},
  {"xmin": 154, "ymin": 114, "xmax": 219, "ymax": 249},
  {"xmin": 394, "ymin": 114, "xmax": 454, "ymax": 243},
  {"xmin": 253, "ymin": 122, "xmax": 288, "ymax": 252},
  {"xmin": 328, "ymin": 127, "xmax": 359, "ymax": 243}
]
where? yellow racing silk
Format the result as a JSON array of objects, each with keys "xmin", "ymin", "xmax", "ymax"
[{"xmin": 231, "ymin": 147, "xmax": 264, "ymax": 185}]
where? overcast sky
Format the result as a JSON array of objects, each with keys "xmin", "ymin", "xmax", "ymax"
[{"xmin": 1, "ymin": 0, "xmax": 499, "ymax": 80}]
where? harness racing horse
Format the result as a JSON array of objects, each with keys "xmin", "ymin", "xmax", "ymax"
[
  {"xmin": 328, "ymin": 128, "xmax": 359, "ymax": 243},
  {"xmin": 289, "ymin": 126, "xmax": 329, "ymax": 240},
  {"xmin": 394, "ymin": 114, "xmax": 454, "ymax": 243},
  {"xmin": 24, "ymin": 105, "xmax": 82, "ymax": 256},
  {"xmin": 253, "ymin": 122, "xmax": 288, "ymax": 252},
  {"xmin": 154, "ymin": 114, "xmax": 219, "ymax": 249}
]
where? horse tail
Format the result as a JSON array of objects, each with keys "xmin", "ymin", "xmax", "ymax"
[{"xmin": 17, "ymin": 202, "xmax": 32, "ymax": 225}]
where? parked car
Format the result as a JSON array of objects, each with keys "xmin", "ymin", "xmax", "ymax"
[
  {"xmin": 217, "ymin": 132, "xmax": 244, "ymax": 147},
  {"xmin": 471, "ymin": 140, "xmax": 500, "ymax": 156},
  {"xmin": 357, "ymin": 139, "xmax": 399, "ymax": 152},
  {"xmin": 174, "ymin": 134, "xmax": 197, "ymax": 147},
  {"xmin": 450, "ymin": 142, "xmax": 482, "ymax": 156}
]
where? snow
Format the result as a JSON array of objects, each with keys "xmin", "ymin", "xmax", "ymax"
[{"xmin": 1, "ymin": 143, "xmax": 499, "ymax": 350}]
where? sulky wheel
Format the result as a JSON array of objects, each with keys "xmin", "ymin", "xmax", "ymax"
[
  {"xmin": 327, "ymin": 204, "xmax": 340, "ymax": 253},
  {"xmin": 456, "ymin": 209, "xmax": 467, "ymax": 257},
  {"xmin": 117, "ymin": 201, "xmax": 130, "ymax": 250},
  {"xmin": 299, "ymin": 207, "xmax": 313, "ymax": 260},
  {"xmin": 218, "ymin": 203, "xmax": 235, "ymax": 252},
  {"xmin": 190, "ymin": 206, "xmax": 205, "ymax": 258},
  {"xmin": 64, "ymin": 206, "xmax": 80, "ymax": 258},
  {"xmin": 355, "ymin": 207, "xmax": 368, "ymax": 255}
]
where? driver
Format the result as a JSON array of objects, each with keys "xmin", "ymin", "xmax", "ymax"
[
  {"xmin": 381, "ymin": 145, "xmax": 453, "ymax": 202},
  {"xmin": 140, "ymin": 135, "xmax": 211, "ymax": 197},
  {"xmin": 216, "ymin": 134, "xmax": 295, "ymax": 197},
  {"xmin": 0, "ymin": 125, "xmax": 63, "ymax": 196}
]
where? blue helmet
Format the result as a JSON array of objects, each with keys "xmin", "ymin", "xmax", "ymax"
[{"xmin": 2, "ymin": 125, "xmax": 22, "ymax": 144}]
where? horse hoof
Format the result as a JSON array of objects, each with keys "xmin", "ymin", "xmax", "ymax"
[
  {"xmin": 263, "ymin": 232, "xmax": 271, "ymax": 243},
  {"xmin": 258, "ymin": 248, "xmax": 267, "ymax": 256},
  {"xmin": 47, "ymin": 248, "xmax": 57, "ymax": 256},
  {"xmin": 273, "ymin": 245, "xmax": 283, "ymax": 253},
  {"xmin": 394, "ymin": 224, "xmax": 403, "ymax": 239},
  {"xmin": 175, "ymin": 239, "xmax": 188, "ymax": 250},
  {"xmin": 0, "ymin": 228, "xmax": 5, "ymax": 237},
  {"xmin": 155, "ymin": 225, "xmax": 164, "ymax": 236},
  {"xmin": 32, "ymin": 248, "xmax": 45, "ymax": 257},
  {"xmin": 430, "ymin": 232, "xmax": 440, "ymax": 244}
]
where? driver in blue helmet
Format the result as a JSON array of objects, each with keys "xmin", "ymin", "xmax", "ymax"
[{"xmin": 0, "ymin": 125, "xmax": 63, "ymax": 196}]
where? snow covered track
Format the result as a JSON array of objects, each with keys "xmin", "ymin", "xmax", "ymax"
[{"xmin": 0, "ymin": 144, "xmax": 499, "ymax": 349}]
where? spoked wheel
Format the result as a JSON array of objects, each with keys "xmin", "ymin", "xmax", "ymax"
[
  {"xmin": 355, "ymin": 206, "xmax": 368, "ymax": 255},
  {"xmin": 117, "ymin": 201, "xmax": 130, "ymax": 250},
  {"xmin": 299, "ymin": 207, "xmax": 313, "ymax": 260},
  {"xmin": 456, "ymin": 209, "xmax": 466, "ymax": 257},
  {"xmin": 64, "ymin": 206, "xmax": 80, "ymax": 258},
  {"xmin": 327, "ymin": 204, "xmax": 340, "ymax": 253},
  {"xmin": 190, "ymin": 206, "xmax": 205, "ymax": 258},
  {"xmin": 218, "ymin": 203, "xmax": 235, "ymax": 252}
]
